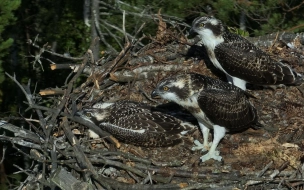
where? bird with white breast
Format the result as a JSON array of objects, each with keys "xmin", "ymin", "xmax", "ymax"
[
  {"xmin": 190, "ymin": 16, "xmax": 303, "ymax": 90},
  {"xmin": 151, "ymin": 73, "xmax": 262, "ymax": 162}
]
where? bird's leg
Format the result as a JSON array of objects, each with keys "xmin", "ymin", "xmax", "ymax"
[
  {"xmin": 226, "ymin": 75, "xmax": 247, "ymax": 90},
  {"xmin": 200, "ymin": 125, "xmax": 226, "ymax": 162},
  {"xmin": 231, "ymin": 77, "xmax": 247, "ymax": 90},
  {"xmin": 192, "ymin": 123, "xmax": 211, "ymax": 151}
]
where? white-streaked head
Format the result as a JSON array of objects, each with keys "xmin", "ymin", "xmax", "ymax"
[
  {"xmin": 93, "ymin": 102, "xmax": 114, "ymax": 109},
  {"xmin": 76, "ymin": 108, "xmax": 110, "ymax": 126},
  {"xmin": 190, "ymin": 16, "xmax": 225, "ymax": 49},
  {"xmin": 151, "ymin": 74, "xmax": 193, "ymax": 104}
]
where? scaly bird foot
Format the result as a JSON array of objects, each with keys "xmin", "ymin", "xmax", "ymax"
[
  {"xmin": 200, "ymin": 150, "xmax": 222, "ymax": 162},
  {"xmin": 263, "ymin": 84, "xmax": 286, "ymax": 90},
  {"xmin": 191, "ymin": 140, "xmax": 212, "ymax": 151}
]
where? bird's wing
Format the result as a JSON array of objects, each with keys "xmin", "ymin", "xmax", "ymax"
[
  {"xmin": 108, "ymin": 101, "xmax": 152, "ymax": 116},
  {"xmin": 102, "ymin": 111, "xmax": 187, "ymax": 147},
  {"xmin": 110, "ymin": 112, "xmax": 188, "ymax": 134},
  {"xmin": 214, "ymin": 41, "xmax": 296, "ymax": 84},
  {"xmin": 198, "ymin": 88, "xmax": 258, "ymax": 131}
]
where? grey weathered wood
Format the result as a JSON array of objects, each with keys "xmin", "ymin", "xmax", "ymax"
[
  {"xmin": 50, "ymin": 167, "xmax": 89, "ymax": 190},
  {"xmin": 247, "ymin": 32, "xmax": 304, "ymax": 48}
]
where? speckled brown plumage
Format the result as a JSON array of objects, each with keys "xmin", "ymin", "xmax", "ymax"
[
  {"xmin": 152, "ymin": 73, "xmax": 261, "ymax": 132},
  {"xmin": 151, "ymin": 73, "xmax": 262, "ymax": 161},
  {"xmin": 215, "ymin": 37, "xmax": 297, "ymax": 85},
  {"xmin": 190, "ymin": 16, "xmax": 303, "ymax": 90},
  {"xmin": 76, "ymin": 101, "xmax": 195, "ymax": 147}
]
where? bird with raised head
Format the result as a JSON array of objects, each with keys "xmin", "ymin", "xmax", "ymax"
[
  {"xmin": 151, "ymin": 73, "xmax": 262, "ymax": 162},
  {"xmin": 190, "ymin": 16, "xmax": 303, "ymax": 90}
]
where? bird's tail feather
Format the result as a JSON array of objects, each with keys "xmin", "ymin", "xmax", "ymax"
[
  {"xmin": 275, "ymin": 61, "xmax": 303, "ymax": 85},
  {"xmin": 294, "ymin": 72, "xmax": 304, "ymax": 85},
  {"xmin": 251, "ymin": 122, "xmax": 263, "ymax": 130}
]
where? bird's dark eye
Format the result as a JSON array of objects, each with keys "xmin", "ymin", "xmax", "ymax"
[
  {"xmin": 199, "ymin": 23, "xmax": 205, "ymax": 27},
  {"xmin": 163, "ymin": 86, "xmax": 169, "ymax": 91},
  {"xmin": 86, "ymin": 112, "xmax": 92, "ymax": 117}
]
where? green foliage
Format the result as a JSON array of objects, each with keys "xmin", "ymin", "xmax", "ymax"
[
  {"xmin": 22, "ymin": 0, "xmax": 90, "ymax": 56},
  {"xmin": 124, "ymin": 0, "xmax": 304, "ymax": 36},
  {"xmin": 210, "ymin": 0, "xmax": 304, "ymax": 35},
  {"xmin": 0, "ymin": 0, "xmax": 21, "ymax": 77},
  {"xmin": 0, "ymin": 0, "xmax": 21, "ymax": 110},
  {"xmin": 228, "ymin": 27, "xmax": 249, "ymax": 37},
  {"xmin": 212, "ymin": 0, "xmax": 237, "ymax": 22}
]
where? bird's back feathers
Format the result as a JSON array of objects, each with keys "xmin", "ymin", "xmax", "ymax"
[
  {"xmin": 191, "ymin": 16, "xmax": 303, "ymax": 87},
  {"xmin": 152, "ymin": 73, "xmax": 262, "ymax": 132},
  {"xmin": 215, "ymin": 39, "xmax": 300, "ymax": 85},
  {"xmin": 77, "ymin": 101, "xmax": 196, "ymax": 147},
  {"xmin": 198, "ymin": 88, "xmax": 260, "ymax": 131}
]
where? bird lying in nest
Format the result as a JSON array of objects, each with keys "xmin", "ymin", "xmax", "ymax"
[
  {"xmin": 76, "ymin": 100, "xmax": 196, "ymax": 147},
  {"xmin": 151, "ymin": 73, "xmax": 263, "ymax": 162}
]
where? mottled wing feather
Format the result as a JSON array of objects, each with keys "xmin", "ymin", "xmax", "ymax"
[
  {"xmin": 100, "ymin": 111, "xmax": 185, "ymax": 147},
  {"xmin": 83, "ymin": 100, "xmax": 194, "ymax": 147},
  {"xmin": 198, "ymin": 88, "xmax": 258, "ymax": 131},
  {"xmin": 109, "ymin": 101, "xmax": 151, "ymax": 116},
  {"xmin": 223, "ymin": 31, "xmax": 252, "ymax": 44},
  {"xmin": 99, "ymin": 122, "xmax": 179, "ymax": 147},
  {"xmin": 214, "ymin": 41, "xmax": 296, "ymax": 85},
  {"xmin": 108, "ymin": 112, "xmax": 186, "ymax": 134}
]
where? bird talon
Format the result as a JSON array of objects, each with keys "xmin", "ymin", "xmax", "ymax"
[
  {"xmin": 200, "ymin": 150, "xmax": 222, "ymax": 162},
  {"xmin": 191, "ymin": 140, "xmax": 211, "ymax": 151}
]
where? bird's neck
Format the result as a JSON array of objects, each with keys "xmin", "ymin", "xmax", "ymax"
[
  {"xmin": 179, "ymin": 95, "xmax": 200, "ymax": 111},
  {"xmin": 198, "ymin": 33, "xmax": 224, "ymax": 51}
]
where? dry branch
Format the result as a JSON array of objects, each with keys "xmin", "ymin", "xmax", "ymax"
[{"xmin": 50, "ymin": 168, "xmax": 89, "ymax": 190}]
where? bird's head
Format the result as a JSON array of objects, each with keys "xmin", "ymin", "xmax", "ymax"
[
  {"xmin": 151, "ymin": 74, "xmax": 196, "ymax": 103},
  {"xmin": 190, "ymin": 16, "xmax": 225, "ymax": 49},
  {"xmin": 75, "ymin": 108, "xmax": 110, "ymax": 126}
]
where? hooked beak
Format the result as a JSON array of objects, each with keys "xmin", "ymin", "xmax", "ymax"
[
  {"xmin": 189, "ymin": 28, "xmax": 198, "ymax": 37},
  {"xmin": 151, "ymin": 90, "xmax": 160, "ymax": 99},
  {"xmin": 74, "ymin": 110, "xmax": 83, "ymax": 117}
]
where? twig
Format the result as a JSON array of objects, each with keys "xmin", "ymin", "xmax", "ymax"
[
  {"xmin": 0, "ymin": 144, "xmax": 6, "ymax": 164},
  {"xmin": 47, "ymin": 48, "xmax": 93, "ymax": 136},
  {"xmin": 257, "ymin": 160, "xmax": 273, "ymax": 177},
  {"xmin": 5, "ymin": 73, "xmax": 47, "ymax": 130},
  {"xmin": 270, "ymin": 161, "xmax": 289, "ymax": 179},
  {"xmin": 61, "ymin": 117, "xmax": 97, "ymax": 176},
  {"xmin": 98, "ymin": 40, "xmax": 132, "ymax": 83},
  {"xmin": 122, "ymin": 10, "xmax": 129, "ymax": 44},
  {"xmin": 94, "ymin": 8, "xmax": 117, "ymax": 54},
  {"xmin": 93, "ymin": 174, "xmax": 186, "ymax": 190},
  {"xmin": 39, "ymin": 88, "xmax": 65, "ymax": 96},
  {"xmin": 89, "ymin": 157, "xmax": 170, "ymax": 183},
  {"xmin": 100, "ymin": 20, "xmax": 144, "ymax": 46},
  {"xmin": 89, "ymin": 151, "xmax": 151, "ymax": 165},
  {"xmin": 134, "ymin": 163, "xmax": 242, "ymax": 181},
  {"xmin": 70, "ymin": 116, "xmax": 120, "ymax": 148}
]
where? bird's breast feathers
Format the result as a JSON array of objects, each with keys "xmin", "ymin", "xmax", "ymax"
[
  {"xmin": 100, "ymin": 122, "xmax": 146, "ymax": 134},
  {"xmin": 199, "ymin": 30, "xmax": 224, "ymax": 50}
]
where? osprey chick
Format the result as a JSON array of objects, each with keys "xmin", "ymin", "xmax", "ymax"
[
  {"xmin": 151, "ymin": 73, "xmax": 262, "ymax": 162},
  {"xmin": 190, "ymin": 16, "xmax": 303, "ymax": 90},
  {"xmin": 76, "ymin": 101, "xmax": 195, "ymax": 147}
]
